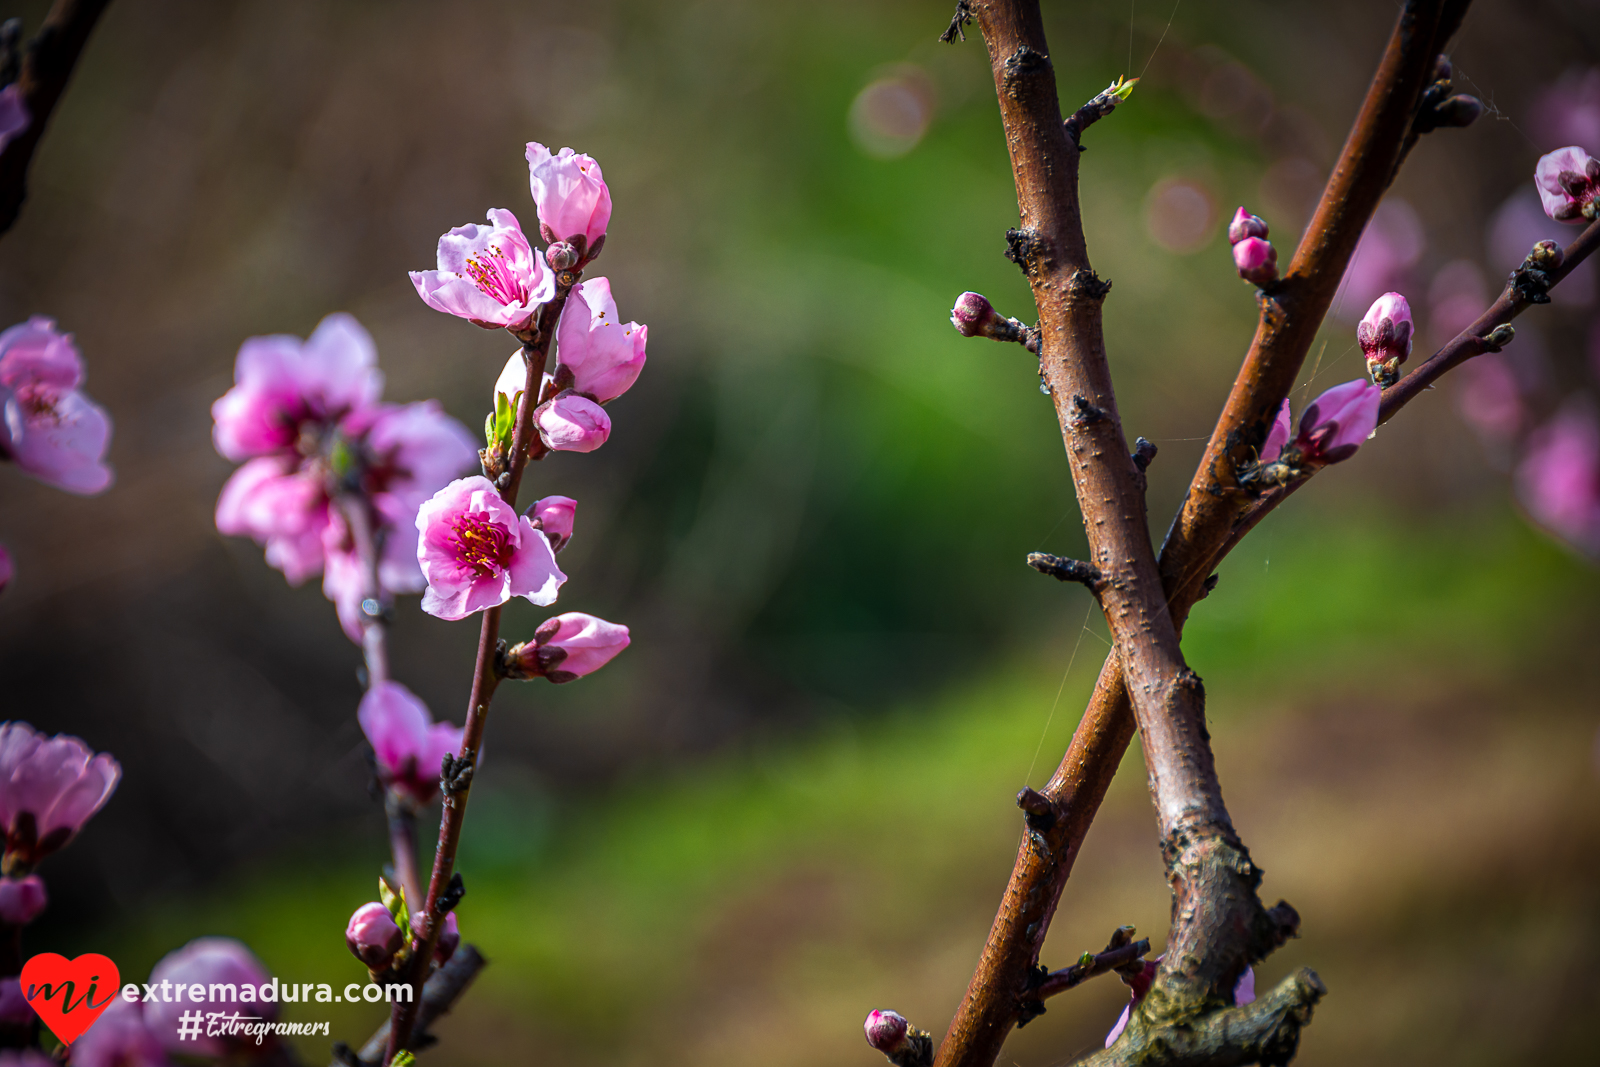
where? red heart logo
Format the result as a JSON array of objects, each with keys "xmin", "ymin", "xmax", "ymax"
[{"xmin": 20, "ymin": 953, "xmax": 120, "ymax": 1045}]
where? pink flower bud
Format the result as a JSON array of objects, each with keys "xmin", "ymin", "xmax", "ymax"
[
  {"xmin": 62, "ymin": 998, "xmax": 169, "ymax": 1067},
  {"xmin": 0, "ymin": 875, "xmax": 45, "ymax": 925},
  {"xmin": 346, "ymin": 901, "xmax": 403, "ymax": 970},
  {"xmin": 358, "ymin": 682, "xmax": 463, "ymax": 806},
  {"xmin": 545, "ymin": 241, "xmax": 579, "ymax": 271},
  {"xmin": 0, "ymin": 721, "xmax": 120, "ymax": 871},
  {"xmin": 0, "ymin": 979, "xmax": 30, "ymax": 1027},
  {"xmin": 415, "ymin": 476, "xmax": 566, "ymax": 620},
  {"xmin": 434, "ymin": 911, "xmax": 459, "ymax": 965},
  {"xmin": 949, "ymin": 292, "xmax": 1000, "ymax": 337},
  {"xmin": 147, "ymin": 938, "xmax": 275, "ymax": 1057},
  {"xmin": 535, "ymin": 393, "xmax": 611, "ymax": 453},
  {"xmin": 526, "ymin": 143, "xmax": 612, "ymax": 250},
  {"xmin": 505, "ymin": 612, "xmax": 631, "ymax": 683},
  {"xmin": 553, "ymin": 278, "xmax": 647, "ymax": 403},
  {"xmin": 1227, "ymin": 207, "xmax": 1268, "ymax": 244},
  {"xmin": 1516, "ymin": 403, "xmax": 1600, "ymax": 555},
  {"xmin": 863, "ymin": 1009, "xmax": 909, "ymax": 1054},
  {"xmin": 1294, "ymin": 379, "xmax": 1381, "ymax": 465},
  {"xmin": 1232, "ymin": 237, "xmax": 1277, "ymax": 286},
  {"xmin": 1535, "ymin": 146, "xmax": 1600, "ymax": 223},
  {"xmin": 528, "ymin": 495, "xmax": 576, "ymax": 553},
  {"xmin": 1357, "ymin": 291, "xmax": 1414, "ymax": 385}
]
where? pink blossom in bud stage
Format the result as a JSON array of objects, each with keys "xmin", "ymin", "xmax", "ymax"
[
  {"xmin": 0, "ymin": 544, "xmax": 10, "ymax": 596},
  {"xmin": 0, "ymin": 85, "xmax": 29, "ymax": 152},
  {"xmin": 863, "ymin": 1009, "xmax": 909, "ymax": 1054},
  {"xmin": 0, "ymin": 874, "xmax": 46, "ymax": 925},
  {"xmin": 526, "ymin": 143, "xmax": 611, "ymax": 249},
  {"xmin": 409, "ymin": 209, "xmax": 555, "ymax": 332},
  {"xmin": 1231, "ymin": 236, "xmax": 1277, "ymax": 286},
  {"xmin": 68, "ymin": 999, "xmax": 170, "ymax": 1067},
  {"xmin": 434, "ymin": 911, "xmax": 459, "ymax": 965},
  {"xmin": 358, "ymin": 681, "xmax": 463, "ymax": 806},
  {"xmin": 950, "ymin": 292, "xmax": 1000, "ymax": 337},
  {"xmin": 1516, "ymin": 403, "xmax": 1600, "ymax": 556},
  {"xmin": 1227, "ymin": 207, "xmax": 1268, "ymax": 244},
  {"xmin": 1535, "ymin": 146, "xmax": 1600, "ymax": 223},
  {"xmin": 0, "ymin": 722, "xmax": 120, "ymax": 870},
  {"xmin": 529, "ymin": 495, "xmax": 576, "ymax": 553},
  {"xmin": 1357, "ymin": 291, "xmax": 1414, "ymax": 385},
  {"xmin": 1293, "ymin": 379, "xmax": 1381, "ymax": 465},
  {"xmin": 0, "ymin": 317, "xmax": 112, "ymax": 495},
  {"xmin": 1263, "ymin": 398, "xmax": 1292, "ymax": 462},
  {"xmin": 346, "ymin": 901, "xmax": 403, "ymax": 970},
  {"xmin": 0, "ymin": 978, "xmax": 30, "ymax": 1027},
  {"xmin": 507, "ymin": 612, "xmax": 630, "ymax": 683},
  {"xmin": 535, "ymin": 392, "xmax": 611, "ymax": 453},
  {"xmin": 553, "ymin": 278, "xmax": 648, "ymax": 403},
  {"xmin": 416, "ymin": 476, "xmax": 565, "ymax": 620},
  {"xmin": 148, "ymin": 939, "xmax": 276, "ymax": 1056}
]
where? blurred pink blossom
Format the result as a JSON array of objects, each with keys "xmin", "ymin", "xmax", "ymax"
[
  {"xmin": 535, "ymin": 393, "xmax": 611, "ymax": 453},
  {"xmin": 346, "ymin": 901, "xmax": 403, "ymax": 970},
  {"xmin": 0, "ymin": 85, "xmax": 28, "ymax": 152},
  {"xmin": 0, "ymin": 317, "xmax": 112, "ymax": 494},
  {"xmin": 526, "ymin": 143, "xmax": 611, "ymax": 250},
  {"xmin": 528, "ymin": 495, "xmax": 576, "ymax": 553},
  {"xmin": 0, "ymin": 874, "xmax": 45, "ymax": 925},
  {"xmin": 1516, "ymin": 402, "xmax": 1600, "ymax": 556},
  {"xmin": 554, "ymin": 278, "xmax": 648, "ymax": 403},
  {"xmin": 415, "ymin": 476, "xmax": 565, "ymax": 620},
  {"xmin": 508, "ymin": 612, "xmax": 631, "ymax": 683},
  {"xmin": 146, "ymin": 939, "xmax": 274, "ymax": 1057},
  {"xmin": 0, "ymin": 978, "xmax": 30, "ymax": 1027},
  {"xmin": 357, "ymin": 681, "xmax": 462, "ymax": 806},
  {"xmin": 1455, "ymin": 355, "xmax": 1524, "ymax": 441},
  {"xmin": 1534, "ymin": 146, "xmax": 1600, "ymax": 223},
  {"xmin": 1531, "ymin": 68, "xmax": 1600, "ymax": 152},
  {"xmin": 0, "ymin": 1051, "xmax": 54, "ymax": 1067},
  {"xmin": 1428, "ymin": 260, "xmax": 1489, "ymax": 344},
  {"xmin": 408, "ymin": 209, "xmax": 555, "ymax": 333},
  {"xmin": 69, "ymin": 999, "xmax": 170, "ymax": 1067},
  {"xmin": 1337, "ymin": 199, "xmax": 1424, "ymax": 318},
  {"xmin": 0, "ymin": 721, "xmax": 119, "ymax": 870}
]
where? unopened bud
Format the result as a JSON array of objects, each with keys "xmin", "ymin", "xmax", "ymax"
[
  {"xmin": 1232, "ymin": 237, "xmax": 1278, "ymax": 287},
  {"xmin": 1433, "ymin": 94, "xmax": 1482, "ymax": 128},
  {"xmin": 1357, "ymin": 292, "xmax": 1413, "ymax": 386},
  {"xmin": 504, "ymin": 612, "xmax": 631, "ymax": 683},
  {"xmin": 1528, "ymin": 240, "xmax": 1564, "ymax": 272},
  {"xmin": 527, "ymin": 495, "xmax": 576, "ymax": 553},
  {"xmin": 346, "ymin": 902, "xmax": 403, "ymax": 971},
  {"xmin": 950, "ymin": 292, "xmax": 1000, "ymax": 337},
  {"xmin": 864, "ymin": 1010, "xmax": 909, "ymax": 1054},
  {"xmin": 1227, "ymin": 207, "xmax": 1268, "ymax": 244},
  {"xmin": 545, "ymin": 241, "xmax": 580, "ymax": 271},
  {"xmin": 1485, "ymin": 323, "xmax": 1516, "ymax": 350},
  {"xmin": 0, "ymin": 876, "xmax": 44, "ymax": 926}
]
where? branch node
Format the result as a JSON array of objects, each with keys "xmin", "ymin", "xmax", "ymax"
[
  {"xmin": 1027, "ymin": 552, "xmax": 1105, "ymax": 592},
  {"xmin": 439, "ymin": 751, "xmax": 475, "ymax": 796},
  {"xmin": 1482, "ymin": 323, "xmax": 1515, "ymax": 352},
  {"xmin": 1132, "ymin": 437, "xmax": 1158, "ymax": 471},
  {"xmin": 1069, "ymin": 394, "xmax": 1108, "ymax": 427},
  {"xmin": 1000, "ymin": 45, "xmax": 1052, "ymax": 101},
  {"xmin": 938, "ymin": 1, "xmax": 973, "ymax": 44},
  {"xmin": 1004, "ymin": 227, "xmax": 1044, "ymax": 275},
  {"xmin": 1068, "ymin": 269, "xmax": 1112, "ymax": 302},
  {"xmin": 1014, "ymin": 786, "xmax": 1058, "ymax": 831}
]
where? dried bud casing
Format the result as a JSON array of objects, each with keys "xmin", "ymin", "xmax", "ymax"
[
  {"xmin": 1433, "ymin": 94, "xmax": 1482, "ymax": 128},
  {"xmin": 950, "ymin": 292, "xmax": 1000, "ymax": 337}
]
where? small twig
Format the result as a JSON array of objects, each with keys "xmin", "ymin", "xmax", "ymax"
[
  {"xmin": 1033, "ymin": 933, "xmax": 1151, "ymax": 1000},
  {"xmin": 334, "ymin": 945, "xmax": 487, "ymax": 1067},
  {"xmin": 1026, "ymin": 552, "xmax": 1104, "ymax": 592},
  {"xmin": 335, "ymin": 494, "xmax": 391, "ymax": 689},
  {"xmin": 1063, "ymin": 76, "xmax": 1138, "ymax": 151},
  {"xmin": 939, "ymin": 1, "xmax": 974, "ymax": 43},
  {"xmin": 0, "ymin": 0, "xmax": 113, "ymax": 236}
]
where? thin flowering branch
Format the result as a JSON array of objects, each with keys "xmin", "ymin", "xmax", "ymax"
[
  {"xmin": 1031, "ymin": 928, "xmax": 1152, "ymax": 1002},
  {"xmin": 0, "ymin": 0, "xmax": 112, "ymax": 236},
  {"xmin": 335, "ymin": 494, "xmax": 391, "ymax": 689},
  {"xmin": 332, "ymin": 945, "xmax": 486, "ymax": 1067}
]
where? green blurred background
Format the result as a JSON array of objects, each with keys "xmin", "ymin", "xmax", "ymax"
[{"xmin": 2, "ymin": 0, "xmax": 1597, "ymax": 1063}]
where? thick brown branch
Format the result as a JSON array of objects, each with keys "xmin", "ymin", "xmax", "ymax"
[{"xmin": 0, "ymin": 0, "xmax": 112, "ymax": 235}]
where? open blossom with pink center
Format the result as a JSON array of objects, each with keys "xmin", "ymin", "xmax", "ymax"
[
  {"xmin": 0, "ymin": 317, "xmax": 112, "ymax": 495},
  {"xmin": 1293, "ymin": 379, "xmax": 1381, "ymax": 464},
  {"xmin": 529, "ymin": 495, "xmax": 576, "ymax": 553},
  {"xmin": 527, "ymin": 143, "xmax": 611, "ymax": 250},
  {"xmin": 0, "ymin": 85, "xmax": 28, "ymax": 153},
  {"xmin": 1535, "ymin": 146, "xmax": 1600, "ymax": 223},
  {"xmin": 68, "ymin": 999, "xmax": 171, "ymax": 1067},
  {"xmin": 0, "ymin": 875, "xmax": 45, "ymax": 925},
  {"xmin": 409, "ymin": 209, "xmax": 555, "ymax": 333},
  {"xmin": 146, "ymin": 939, "xmax": 275, "ymax": 1057},
  {"xmin": 553, "ymin": 278, "xmax": 648, "ymax": 403},
  {"xmin": 0, "ymin": 722, "xmax": 119, "ymax": 871},
  {"xmin": 357, "ymin": 681, "xmax": 463, "ymax": 806},
  {"xmin": 213, "ymin": 315, "xmax": 475, "ymax": 633},
  {"xmin": 416, "ymin": 476, "xmax": 565, "ymax": 620},
  {"xmin": 505, "ymin": 612, "xmax": 630, "ymax": 683},
  {"xmin": 1357, "ymin": 292, "xmax": 1414, "ymax": 385},
  {"xmin": 535, "ymin": 392, "xmax": 611, "ymax": 453},
  {"xmin": 1516, "ymin": 403, "xmax": 1600, "ymax": 556}
]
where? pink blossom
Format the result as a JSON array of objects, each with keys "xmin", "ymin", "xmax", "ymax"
[
  {"xmin": 1263, "ymin": 398, "xmax": 1292, "ymax": 462},
  {"xmin": 0, "ymin": 85, "xmax": 28, "ymax": 153},
  {"xmin": 526, "ymin": 143, "xmax": 612, "ymax": 250},
  {"xmin": 357, "ymin": 682, "xmax": 463, "ymax": 806},
  {"xmin": 0, "ymin": 317, "xmax": 112, "ymax": 495},
  {"xmin": 1227, "ymin": 207, "xmax": 1268, "ymax": 243},
  {"xmin": 506, "ymin": 612, "xmax": 630, "ymax": 683},
  {"xmin": 1534, "ymin": 146, "xmax": 1600, "ymax": 223},
  {"xmin": 215, "ymin": 456, "xmax": 328, "ymax": 584},
  {"xmin": 69, "ymin": 999, "xmax": 170, "ymax": 1067},
  {"xmin": 553, "ymin": 278, "xmax": 648, "ymax": 403},
  {"xmin": 146, "ymin": 939, "xmax": 275, "ymax": 1057},
  {"xmin": 1531, "ymin": 69, "xmax": 1600, "ymax": 154},
  {"xmin": 415, "ymin": 476, "xmax": 565, "ymax": 620},
  {"xmin": 1357, "ymin": 292, "xmax": 1414, "ymax": 385},
  {"xmin": 535, "ymin": 393, "xmax": 610, "ymax": 453},
  {"xmin": 529, "ymin": 495, "xmax": 576, "ymax": 553},
  {"xmin": 0, "ymin": 544, "xmax": 10, "ymax": 596},
  {"xmin": 864, "ymin": 1009, "xmax": 910, "ymax": 1054},
  {"xmin": 1338, "ymin": 199, "xmax": 1424, "ymax": 318},
  {"xmin": 1516, "ymin": 403, "xmax": 1600, "ymax": 556},
  {"xmin": 1231, "ymin": 236, "xmax": 1277, "ymax": 286},
  {"xmin": 0, "ymin": 874, "xmax": 45, "ymax": 925},
  {"xmin": 433, "ymin": 911, "xmax": 459, "ymax": 965},
  {"xmin": 1294, "ymin": 379, "xmax": 1381, "ymax": 464},
  {"xmin": 1455, "ymin": 355, "xmax": 1523, "ymax": 441},
  {"xmin": 409, "ymin": 209, "xmax": 555, "ymax": 332},
  {"xmin": 0, "ymin": 722, "xmax": 120, "ymax": 870},
  {"xmin": 346, "ymin": 901, "xmax": 403, "ymax": 971}
]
